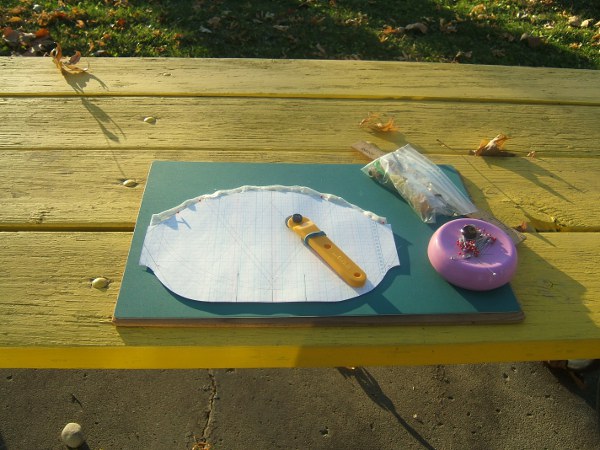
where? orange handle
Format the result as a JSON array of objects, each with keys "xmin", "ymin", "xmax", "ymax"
[{"xmin": 286, "ymin": 214, "xmax": 367, "ymax": 287}]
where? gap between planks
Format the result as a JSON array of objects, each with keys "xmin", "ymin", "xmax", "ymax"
[{"xmin": 4, "ymin": 92, "xmax": 600, "ymax": 108}]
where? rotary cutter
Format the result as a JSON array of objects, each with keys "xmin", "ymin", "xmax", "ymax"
[{"xmin": 286, "ymin": 213, "xmax": 367, "ymax": 288}]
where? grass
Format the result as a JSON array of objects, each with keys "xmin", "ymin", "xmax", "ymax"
[{"xmin": 2, "ymin": 0, "xmax": 599, "ymax": 68}]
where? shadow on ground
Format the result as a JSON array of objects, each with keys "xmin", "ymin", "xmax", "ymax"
[{"xmin": 151, "ymin": 0, "xmax": 597, "ymax": 68}]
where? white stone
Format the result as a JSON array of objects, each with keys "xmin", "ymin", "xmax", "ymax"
[{"xmin": 61, "ymin": 422, "xmax": 85, "ymax": 448}]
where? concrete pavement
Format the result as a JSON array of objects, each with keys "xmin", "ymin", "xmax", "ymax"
[{"xmin": 1, "ymin": 363, "xmax": 599, "ymax": 449}]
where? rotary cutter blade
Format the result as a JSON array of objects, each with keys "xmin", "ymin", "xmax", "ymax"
[{"xmin": 286, "ymin": 213, "xmax": 367, "ymax": 287}]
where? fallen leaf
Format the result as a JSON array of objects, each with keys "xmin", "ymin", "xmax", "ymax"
[
  {"xmin": 3, "ymin": 27, "xmax": 20, "ymax": 44},
  {"xmin": 381, "ymin": 25, "xmax": 403, "ymax": 35},
  {"xmin": 455, "ymin": 50, "xmax": 472, "ymax": 60},
  {"xmin": 471, "ymin": 134, "xmax": 515, "ymax": 157},
  {"xmin": 51, "ymin": 43, "xmax": 88, "ymax": 75},
  {"xmin": 379, "ymin": 25, "xmax": 404, "ymax": 42},
  {"xmin": 439, "ymin": 18, "xmax": 457, "ymax": 33},
  {"xmin": 69, "ymin": 51, "xmax": 81, "ymax": 65},
  {"xmin": 8, "ymin": 16, "xmax": 23, "ymax": 24},
  {"xmin": 520, "ymin": 33, "xmax": 543, "ymax": 48},
  {"xmin": 568, "ymin": 16, "xmax": 581, "ymax": 27},
  {"xmin": 113, "ymin": 18, "xmax": 127, "ymax": 29},
  {"xmin": 359, "ymin": 113, "xmax": 400, "ymax": 133},
  {"xmin": 405, "ymin": 22, "xmax": 427, "ymax": 34},
  {"xmin": 469, "ymin": 4, "xmax": 486, "ymax": 16},
  {"xmin": 9, "ymin": 6, "xmax": 25, "ymax": 15},
  {"xmin": 35, "ymin": 28, "xmax": 50, "ymax": 39},
  {"xmin": 527, "ymin": 151, "xmax": 537, "ymax": 158},
  {"xmin": 207, "ymin": 16, "xmax": 221, "ymax": 28},
  {"xmin": 50, "ymin": 11, "xmax": 68, "ymax": 22},
  {"xmin": 502, "ymin": 32, "xmax": 516, "ymax": 42}
]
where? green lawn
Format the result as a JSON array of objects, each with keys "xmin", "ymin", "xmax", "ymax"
[{"xmin": 2, "ymin": 0, "xmax": 599, "ymax": 68}]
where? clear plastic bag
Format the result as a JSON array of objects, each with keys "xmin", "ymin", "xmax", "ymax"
[{"xmin": 362, "ymin": 144, "xmax": 477, "ymax": 223}]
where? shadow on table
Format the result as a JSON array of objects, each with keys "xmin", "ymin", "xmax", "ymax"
[
  {"xmin": 479, "ymin": 155, "xmax": 582, "ymax": 205},
  {"xmin": 63, "ymin": 71, "xmax": 108, "ymax": 94},
  {"xmin": 60, "ymin": 71, "xmax": 130, "ymax": 180},
  {"xmin": 337, "ymin": 367, "xmax": 437, "ymax": 450}
]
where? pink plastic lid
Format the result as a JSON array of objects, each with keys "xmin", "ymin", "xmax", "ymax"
[{"xmin": 427, "ymin": 218, "xmax": 517, "ymax": 291}]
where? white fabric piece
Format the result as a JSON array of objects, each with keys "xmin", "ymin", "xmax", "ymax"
[{"xmin": 139, "ymin": 186, "xmax": 400, "ymax": 303}]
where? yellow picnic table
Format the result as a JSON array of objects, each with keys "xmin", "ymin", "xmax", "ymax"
[{"xmin": 1, "ymin": 57, "xmax": 599, "ymax": 369}]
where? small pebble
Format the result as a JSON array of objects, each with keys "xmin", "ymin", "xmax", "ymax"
[
  {"xmin": 143, "ymin": 116, "xmax": 157, "ymax": 124},
  {"xmin": 91, "ymin": 277, "xmax": 109, "ymax": 289},
  {"xmin": 33, "ymin": 4, "xmax": 43, "ymax": 13},
  {"xmin": 122, "ymin": 179, "xmax": 138, "ymax": 188},
  {"xmin": 61, "ymin": 422, "xmax": 85, "ymax": 448}
]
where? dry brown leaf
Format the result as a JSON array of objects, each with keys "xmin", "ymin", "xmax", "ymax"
[
  {"xmin": 520, "ymin": 33, "xmax": 543, "ymax": 48},
  {"xmin": 9, "ymin": 6, "xmax": 25, "ymax": 15},
  {"xmin": 69, "ymin": 51, "xmax": 82, "ymax": 65},
  {"xmin": 359, "ymin": 113, "xmax": 400, "ymax": 133},
  {"xmin": 568, "ymin": 16, "xmax": 581, "ymax": 27},
  {"xmin": 2, "ymin": 27, "xmax": 20, "ymax": 44},
  {"xmin": 455, "ymin": 50, "xmax": 472, "ymax": 60},
  {"xmin": 469, "ymin": 4, "xmax": 486, "ymax": 16},
  {"xmin": 379, "ymin": 25, "xmax": 404, "ymax": 42},
  {"xmin": 471, "ymin": 134, "xmax": 515, "ymax": 157},
  {"xmin": 35, "ymin": 28, "xmax": 50, "ymax": 39},
  {"xmin": 51, "ymin": 44, "xmax": 88, "ymax": 75},
  {"xmin": 580, "ymin": 19, "xmax": 593, "ymax": 28},
  {"xmin": 381, "ymin": 25, "xmax": 403, "ymax": 35},
  {"xmin": 439, "ymin": 18, "xmax": 457, "ymax": 33},
  {"xmin": 405, "ymin": 22, "xmax": 427, "ymax": 34}
]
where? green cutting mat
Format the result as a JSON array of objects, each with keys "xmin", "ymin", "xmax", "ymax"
[{"xmin": 113, "ymin": 162, "xmax": 523, "ymax": 326}]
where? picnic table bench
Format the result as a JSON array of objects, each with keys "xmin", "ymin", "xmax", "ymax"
[{"xmin": 0, "ymin": 57, "xmax": 599, "ymax": 369}]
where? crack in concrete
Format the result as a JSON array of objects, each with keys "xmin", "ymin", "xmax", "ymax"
[{"xmin": 201, "ymin": 369, "xmax": 217, "ymax": 443}]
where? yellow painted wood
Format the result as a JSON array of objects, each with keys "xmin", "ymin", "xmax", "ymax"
[
  {"xmin": 2, "ymin": 340, "xmax": 599, "ymax": 369},
  {"xmin": 0, "ymin": 232, "xmax": 598, "ymax": 368},
  {"xmin": 1, "ymin": 57, "xmax": 599, "ymax": 368},
  {"xmin": 1, "ymin": 97, "xmax": 598, "ymax": 156},
  {"xmin": 1, "ymin": 151, "xmax": 598, "ymax": 230},
  {"xmin": 1, "ymin": 58, "xmax": 599, "ymax": 105}
]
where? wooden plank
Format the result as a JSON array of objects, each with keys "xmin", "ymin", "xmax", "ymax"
[
  {"xmin": 1, "ymin": 58, "xmax": 599, "ymax": 105},
  {"xmin": 0, "ymin": 231, "xmax": 598, "ymax": 368},
  {"xmin": 1, "ymin": 151, "xmax": 598, "ymax": 230},
  {"xmin": 2, "ymin": 97, "xmax": 598, "ymax": 156}
]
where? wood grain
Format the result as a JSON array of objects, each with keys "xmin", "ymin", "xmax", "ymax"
[
  {"xmin": 1, "ymin": 57, "xmax": 599, "ymax": 368},
  {"xmin": 1, "ymin": 151, "xmax": 598, "ymax": 230},
  {"xmin": 1, "ymin": 97, "xmax": 598, "ymax": 156},
  {"xmin": 1, "ymin": 58, "xmax": 599, "ymax": 105},
  {"xmin": 0, "ymin": 231, "xmax": 598, "ymax": 368}
]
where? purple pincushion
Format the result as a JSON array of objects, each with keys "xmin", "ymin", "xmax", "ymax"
[{"xmin": 427, "ymin": 218, "xmax": 518, "ymax": 291}]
